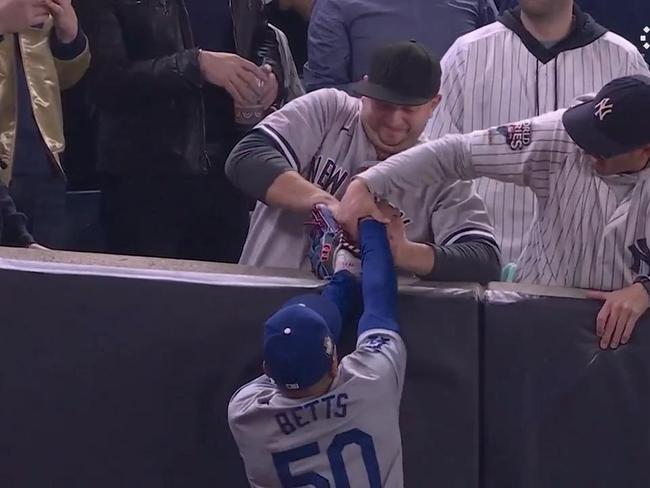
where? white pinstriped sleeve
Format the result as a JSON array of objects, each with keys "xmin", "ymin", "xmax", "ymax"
[
  {"xmin": 360, "ymin": 110, "xmax": 574, "ymax": 201},
  {"xmin": 360, "ymin": 133, "xmax": 475, "ymax": 197},
  {"xmin": 621, "ymin": 48, "xmax": 650, "ymax": 78}
]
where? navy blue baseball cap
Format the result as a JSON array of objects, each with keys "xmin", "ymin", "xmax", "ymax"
[
  {"xmin": 562, "ymin": 75, "xmax": 650, "ymax": 159},
  {"xmin": 263, "ymin": 294, "xmax": 342, "ymax": 391}
]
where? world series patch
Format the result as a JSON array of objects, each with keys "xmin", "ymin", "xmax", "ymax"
[{"xmin": 496, "ymin": 121, "xmax": 532, "ymax": 150}]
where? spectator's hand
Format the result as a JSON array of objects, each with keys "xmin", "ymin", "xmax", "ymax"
[
  {"xmin": 0, "ymin": 0, "xmax": 50, "ymax": 33},
  {"xmin": 587, "ymin": 283, "xmax": 650, "ymax": 349},
  {"xmin": 28, "ymin": 243, "xmax": 49, "ymax": 250},
  {"xmin": 259, "ymin": 64, "xmax": 278, "ymax": 110},
  {"xmin": 379, "ymin": 200, "xmax": 408, "ymax": 264},
  {"xmin": 45, "ymin": 0, "xmax": 78, "ymax": 43},
  {"xmin": 322, "ymin": 196, "xmax": 339, "ymax": 216},
  {"xmin": 336, "ymin": 178, "xmax": 389, "ymax": 241},
  {"xmin": 199, "ymin": 51, "xmax": 266, "ymax": 106}
]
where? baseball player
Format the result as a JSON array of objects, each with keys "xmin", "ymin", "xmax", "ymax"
[
  {"xmin": 227, "ymin": 41, "xmax": 501, "ymax": 283},
  {"xmin": 425, "ymin": 0, "xmax": 650, "ymax": 265},
  {"xmin": 337, "ymin": 75, "xmax": 650, "ymax": 350},
  {"xmin": 228, "ymin": 216, "xmax": 406, "ymax": 487}
]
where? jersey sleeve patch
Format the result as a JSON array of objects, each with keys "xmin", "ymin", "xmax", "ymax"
[
  {"xmin": 363, "ymin": 334, "xmax": 392, "ymax": 352},
  {"xmin": 492, "ymin": 121, "xmax": 533, "ymax": 150}
]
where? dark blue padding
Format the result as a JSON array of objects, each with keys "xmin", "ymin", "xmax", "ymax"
[
  {"xmin": 483, "ymin": 287, "xmax": 650, "ymax": 488},
  {"xmin": 0, "ymin": 266, "xmax": 480, "ymax": 488}
]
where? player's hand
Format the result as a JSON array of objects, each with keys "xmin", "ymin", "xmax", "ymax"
[
  {"xmin": 259, "ymin": 64, "xmax": 279, "ymax": 110},
  {"xmin": 0, "ymin": 0, "xmax": 50, "ymax": 33},
  {"xmin": 336, "ymin": 178, "xmax": 389, "ymax": 241},
  {"xmin": 587, "ymin": 283, "xmax": 650, "ymax": 349},
  {"xmin": 45, "ymin": 0, "xmax": 78, "ymax": 44},
  {"xmin": 199, "ymin": 51, "xmax": 267, "ymax": 106}
]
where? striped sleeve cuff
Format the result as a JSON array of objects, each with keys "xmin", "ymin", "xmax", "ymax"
[
  {"xmin": 441, "ymin": 227, "xmax": 497, "ymax": 246},
  {"xmin": 257, "ymin": 125, "xmax": 301, "ymax": 172}
]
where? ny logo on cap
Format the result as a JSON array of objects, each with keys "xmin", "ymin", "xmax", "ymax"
[{"xmin": 594, "ymin": 98, "xmax": 614, "ymax": 121}]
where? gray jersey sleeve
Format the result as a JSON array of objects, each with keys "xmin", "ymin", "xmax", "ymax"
[
  {"xmin": 227, "ymin": 377, "xmax": 283, "ymax": 487},
  {"xmin": 429, "ymin": 180, "xmax": 495, "ymax": 245},
  {"xmin": 341, "ymin": 330, "xmax": 407, "ymax": 399},
  {"xmin": 360, "ymin": 110, "xmax": 575, "ymax": 203},
  {"xmin": 255, "ymin": 88, "xmax": 349, "ymax": 172}
]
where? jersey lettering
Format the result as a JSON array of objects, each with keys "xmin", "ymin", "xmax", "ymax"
[
  {"xmin": 275, "ymin": 393, "xmax": 350, "ymax": 436},
  {"xmin": 309, "ymin": 156, "xmax": 350, "ymax": 195},
  {"xmin": 497, "ymin": 122, "xmax": 532, "ymax": 151}
]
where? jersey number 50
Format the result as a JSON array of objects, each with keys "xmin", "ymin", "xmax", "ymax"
[{"xmin": 272, "ymin": 428, "xmax": 381, "ymax": 487}]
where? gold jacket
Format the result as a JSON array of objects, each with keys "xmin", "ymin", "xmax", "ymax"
[{"xmin": 0, "ymin": 19, "xmax": 90, "ymax": 184}]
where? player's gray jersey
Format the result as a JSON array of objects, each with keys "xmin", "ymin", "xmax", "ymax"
[
  {"xmin": 361, "ymin": 106, "xmax": 650, "ymax": 290},
  {"xmin": 425, "ymin": 20, "xmax": 650, "ymax": 264},
  {"xmin": 228, "ymin": 330, "xmax": 406, "ymax": 488},
  {"xmin": 239, "ymin": 89, "xmax": 495, "ymax": 270}
]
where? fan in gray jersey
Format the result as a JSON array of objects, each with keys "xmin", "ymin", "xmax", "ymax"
[
  {"xmin": 226, "ymin": 41, "xmax": 501, "ymax": 283},
  {"xmin": 229, "ymin": 218, "xmax": 406, "ymax": 487},
  {"xmin": 425, "ymin": 0, "xmax": 650, "ymax": 265},
  {"xmin": 338, "ymin": 76, "xmax": 650, "ymax": 351}
]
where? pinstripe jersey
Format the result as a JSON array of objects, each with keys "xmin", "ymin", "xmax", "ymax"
[
  {"xmin": 361, "ymin": 106, "xmax": 650, "ymax": 291},
  {"xmin": 425, "ymin": 8, "xmax": 650, "ymax": 264},
  {"xmin": 239, "ymin": 89, "xmax": 495, "ymax": 271}
]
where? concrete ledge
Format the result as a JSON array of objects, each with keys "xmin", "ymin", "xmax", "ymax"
[{"xmin": 0, "ymin": 246, "xmax": 593, "ymax": 300}]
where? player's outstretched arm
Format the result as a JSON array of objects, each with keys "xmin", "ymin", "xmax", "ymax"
[
  {"xmin": 357, "ymin": 219, "xmax": 400, "ymax": 336},
  {"xmin": 350, "ymin": 220, "xmax": 407, "ymax": 394},
  {"xmin": 320, "ymin": 271, "xmax": 362, "ymax": 338}
]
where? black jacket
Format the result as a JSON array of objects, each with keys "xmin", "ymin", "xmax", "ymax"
[
  {"xmin": 0, "ymin": 183, "xmax": 33, "ymax": 247},
  {"xmin": 82, "ymin": 0, "xmax": 284, "ymax": 175}
]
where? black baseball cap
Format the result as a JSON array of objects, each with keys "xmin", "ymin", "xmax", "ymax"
[
  {"xmin": 351, "ymin": 40, "xmax": 442, "ymax": 106},
  {"xmin": 562, "ymin": 75, "xmax": 650, "ymax": 158}
]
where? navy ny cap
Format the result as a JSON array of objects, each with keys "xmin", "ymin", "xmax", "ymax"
[
  {"xmin": 263, "ymin": 294, "xmax": 342, "ymax": 391},
  {"xmin": 563, "ymin": 75, "xmax": 650, "ymax": 158}
]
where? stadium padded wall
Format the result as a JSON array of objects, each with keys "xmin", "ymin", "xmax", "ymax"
[
  {"xmin": 0, "ymin": 264, "xmax": 648, "ymax": 487},
  {"xmin": 483, "ymin": 286, "xmax": 650, "ymax": 488}
]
